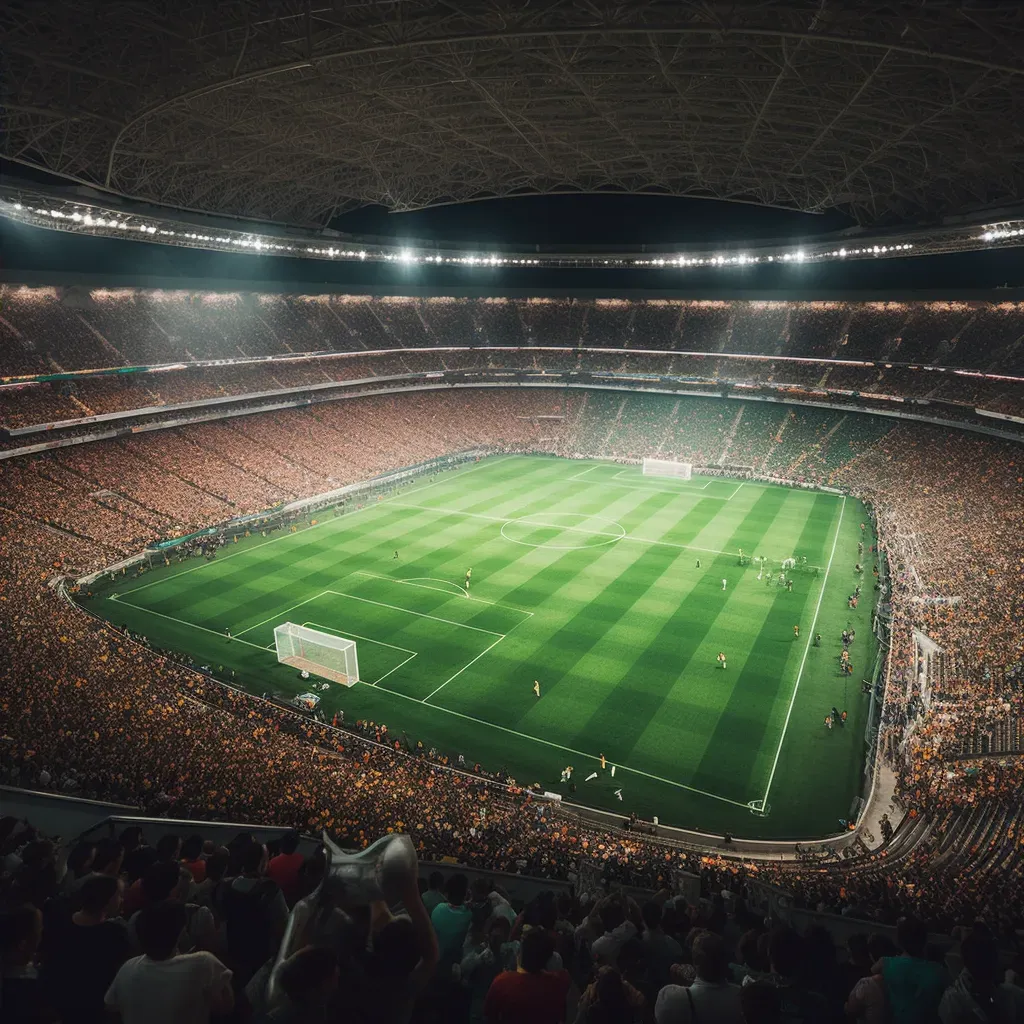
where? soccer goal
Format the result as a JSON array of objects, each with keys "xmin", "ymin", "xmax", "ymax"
[
  {"xmin": 642, "ymin": 458, "xmax": 692, "ymax": 480},
  {"xmin": 273, "ymin": 622, "xmax": 359, "ymax": 686}
]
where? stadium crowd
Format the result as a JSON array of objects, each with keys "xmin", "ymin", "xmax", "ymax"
[{"xmin": 2, "ymin": 384, "xmax": 1024, "ymax": 1021}]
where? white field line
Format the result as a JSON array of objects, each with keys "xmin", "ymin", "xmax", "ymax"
[
  {"xmin": 390, "ymin": 502, "xmax": 736, "ymax": 558},
  {"xmin": 421, "ymin": 635, "xmax": 506, "ymax": 702},
  {"xmin": 367, "ymin": 679, "xmax": 751, "ymax": 809},
  {"xmin": 759, "ymin": 495, "xmax": 847, "ymax": 809},
  {"xmin": 234, "ymin": 590, "xmax": 340, "ymax": 638},
  {"xmin": 566, "ymin": 464, "xmax": 606, "ymax": 482},
  {"xmin": 323, "ymin": 590, "xmax": 505, "ymax": 637},
  {"xmin": 116, "ymin": 455, "xmax": 511, "ymax": 599},
  {"xmin": 353, "ymin": 571, "xmax": 534, "ymax": 618},
  {"xmin": 108, "ymin": 594, "xmax": 269, "ymax": 652},
  {"xmin": 370, "ymin": 652, "xmax": 419, "ymax": 687},
  {"xmin": 611, "ymin": 468, "xmax": 712, "ymax": 490}
]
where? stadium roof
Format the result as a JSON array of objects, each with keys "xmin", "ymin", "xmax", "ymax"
[{"xmin": 5, "ymin": 1, "xmax": 1024, "ymax": 231}]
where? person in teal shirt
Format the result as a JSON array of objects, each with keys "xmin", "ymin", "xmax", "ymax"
[
  {"xmin": 430, "ymin": 873, "xmax": 472, "ymax": 971},
  {"xmin": 875, "ymin": 916, "xmax": 947, "ymax": 1024}
]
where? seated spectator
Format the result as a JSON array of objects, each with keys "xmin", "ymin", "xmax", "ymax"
[
  {"xmin": 192, "ymin": 848, "xmax": 229, "ymax": 909},
  {"xmin": 41, "ymin": 873, "xmax": 131, "ymax": 1024},
  {"xmin": 590, "ymin": 894, "xmax": 641, "ymax": 968},
  {"xmin": 431, "ymin": 873, "xmax": 472, "ymax": 972},
  {"xmin": 846, "ymin": 934, "xmax": 898, "ymax": 1024},
  {"xmin": 657, "ymin": 930, "xmax": 742, "ymax": 1024},
  {"xmin": 266, "ymin": 830, "xmax": 304, "ymax": 906},
  {"xmin": 483, "ymin": 927, "xmax": 572, "ymax": 1024},
  {"xmin": 128, "ymin": 863, "xmax": 217, "ymax": 954},
  {"xmin": 255, "ymin": 945, "xmax": 339, "ymax": 1023},
  {"xmin": 0, "ymin": 903, "xmax": 54, "ymax": 1023},
  {"xmin": 874, "ymin": 916, "xmax": 947, "ymax": 1024},
  {"xmin": 939, "ymin": 927, "xmax": 1024, "ymax": 1024},
  {"xmin": 105, "ymin": 900, "xmax": 234, "ymax": 1024}
]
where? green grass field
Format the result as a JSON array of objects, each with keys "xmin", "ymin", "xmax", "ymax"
[{"xmin": 82, "ymin": 455, "xmax": 877, "ymax": 839}]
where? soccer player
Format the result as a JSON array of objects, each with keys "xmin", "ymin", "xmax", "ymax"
[
  {"xmin": 600, "ymin": 753, "xmax": 607, "ymax": 770},
  {"xmin": 393, "ymin": 550, "xmax": 399, "ymax": 559},
  {"xmin": 717, "ymin": 651, "xmax": 727, "ymax": 670},
  {"xmin": 824, "ymin": 714, "xmax": 833, "ymax": 730},
  {"xmin": 814, "ymin": 633, "xmax": 822, "ymax": 647},
  {"xmin": 786, "ymin": 579, "xmax": 793, "ymax": 592},
  {"xmin": 721, "ymin": 578, "xmax": 727, "ymax": 591},
  {"xmin": 793, "ymin": 625, "xmax": 800, "ymax": 639},
  {"xmin": 225, "ymin": 628, "xmax": 231, "ymax": 639},
  {"xmin": 695, "ymin": 558, "xmax": 701, "ymax": 569},
  {"xmin": 533, "ymin": 680, "xmax": 541, "ymax": 699},
  {"xmin": 614, "ymin": 788, "xmax": 623, "ymax": 801},
  {"xmin": 840, "ymin": 710, "xmax": 848, "ymax": 726}
]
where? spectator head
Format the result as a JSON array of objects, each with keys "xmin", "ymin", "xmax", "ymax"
[
  {"xmin": 693, "ymin": 930, "xmax": 729, "ymax": 983},
  {"xmin": 279, "ymin": 830, "xmax": 301, "ymax": 855},
  {"xmin": 767, "ymin": 926, "xmax": 804, "ymax": 980},
  {"xmin": 136, "ymin": 900, "xmax": 187, "ymax": 961},
  {"xmin": 520, "ymin": 927, "xmax": 554, "ymax": 973},
  {"xmin": 67, "ymin": 841, "xmax": 96, "ymax": 877},
  {"xmin": 0, "ymin": 904, "xmax": 42, "ymax": 966},
  {"xmin": 445, "ymin": 873, "xmax": 468, "ymax": 907},
  {"xmin": 156, "ymin": 834, "xmax": 181, "ymax": 863},
  {"xmin": 960, "ymin": 928, "xmax": 999, "ymax": 986},
  {"xmin": 642, "ymin": 901, "xmax": 663, "ymax": 931},
  {"xmin": 118, "ymin": 826, "xmax": 143, "ymax": 853},
  {"xmin": 204, "ymin": 849, "xmax": 230, "ymax": 884},
  {"xmin": 91, "ymin": 838, "xmax": 124, "ymax": 876},
  {"xmin": 471, "ymin": 877, "xmax": 492, "ymax": 905},
  {"xmin": 278, "ymin": 945, "xmax": 340, "ymax": 1006},
  {"xmin": 202, "ymin": 840, "xmax": 216, "ymax": 857},
  {"xmin": 867, "ymin": 933, "xmax": 897, "ymax": 963},
  {"xmin": 739, "ymin": 929, "xmax": 764, "ymax": 971},
  {"xmin": 487, "ymin": 915, "xmax": 511, "ymax": 951},
  {"xmin": 180, "ymin": 835, "xmax": 204, "ymax": 862},
  {"xmin": 896, "ymin": 916, "xmax": 928, "ymax": 958},
  {"xmin": 123, "ymin": 845, "xmax": 157, "ymax": 883},
  {"xmin": 78, "ymin": 874, "xmax": 123, "ymax": 920},
  {"xmin": 141, "ymin": 861, "xmax": 181, "ymax": 904},
  {"xmin": 241, "ymin": 841, "xmax": 268, "ymax": 876},
  {"xmin": 741, "ymin": 979, "xmax": 782, "ymax": 1024},
  {"xmin": 427, "ymin": 871, "xmax": 444, "ymax": 892},
  {"xmin": 589, "ymin": 965, "xmax": 630, "ymax": 1021}
]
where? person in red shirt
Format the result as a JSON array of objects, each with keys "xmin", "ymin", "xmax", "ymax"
[
  {"xmin": 179, "ymin": 835, "xmax": 206, "ymax": 884},
  {"xmin": 484, "ymin": 927, "xmax": 572, "ymax": 1024},
  {"xmin": 266, "ymin": 830, "xmax": 304, "ymax": 906}
]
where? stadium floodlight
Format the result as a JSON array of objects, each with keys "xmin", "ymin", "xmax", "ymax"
[
  {"xmin": 273, "ymin": 622, "xmax": 359, "ymax": 687},
  {"xmin": 642, "ymin": 458, "xmax": 692, "ymax": 480}
]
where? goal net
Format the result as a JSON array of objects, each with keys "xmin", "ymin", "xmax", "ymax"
[
  {"xmin": 273, "ymin": 622, "xmax": 359, "ymax": 687},
  {"xmin": 642, "ymin": 458, "xmax": 692, "ymax": 480}
]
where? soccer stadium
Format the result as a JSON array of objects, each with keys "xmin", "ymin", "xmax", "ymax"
[{"xmin": 1, "ymin": 4, "xmax": 1023, "ymax": 1023}]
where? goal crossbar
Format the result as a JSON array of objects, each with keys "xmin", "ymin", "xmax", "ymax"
[{"xmin": 274, "ymin": 622, "xmax": 359, "ymax": 686}]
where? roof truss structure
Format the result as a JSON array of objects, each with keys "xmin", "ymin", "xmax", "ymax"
[{"xmin": 4, "ymin": 1, "xmax": 1024, "ymax": 229}]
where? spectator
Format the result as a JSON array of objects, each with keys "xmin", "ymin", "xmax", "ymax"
[
  {"xmin": 744, "ymin": 927, "xmax": 829, "ymax": 1024},
  {"xmin": 219, "ymin": 841, "xmax": 288, "ymax": 985},
  {"xmin": 657, "ymin": 930, "xmax": 743, "ymax": 1024},
  {"xmin": 266, "ymin": 830, "xmax": 304, "ymax": 906},
  {"xmin": 180, "ymin": 835, "xmax": 207, "ymax": 884},
  {"xmin": 874, "ymin": 917, "xmax": 947, "ymax": 1024},
  {"xmin": 128, "ymin": 864, "xmax": 217, "ymax": 954},
  {"xmin": 643, "ymin": 898, "xmax": 684, "ymax": 990},
  {"xmin": 104, "ymin": 900, "xmax": 234, "ymax": 1024},
  {"xmin": 193, "ymin": 848, "xmax": 229, "ymax": 909},
  {"xmin": 846, "ymin": 934, "xmax": 898, "ymax": 1024},
  {"xmin": 0, "ymin": 903, "xmax": 54, "ymax": 1023},
  {"xmin": 590, "ymin": 894, "xmax": 640, "ymax": 968},
  {"xmin": 483, "ymin": 926, "xmax": 572, "ymax": 1024},
  {"xmin": 431, "ymin": 873, "xmax": 473, "ymax": 972},
  {"xmin": 256, "ymin": 945, "xmax": 339, "ymax": 1023},
  {"xmin": 939, "ymin": 928, "xmax": 1024, "ymax": 1024},
  {"xmin": 576, "ymin": 963, "xmax": 646, "ymax": 1023},
  {"xmin": 422, "ymin": 871, "xmax": 446, "ymax": 914},
  {"xmin": 41, "ymin": 873, "xmax": 131, "ymax": 1024},
  {"xmin": 462, "ymin": 916, "xmax": 514, "ymax": 1024}
]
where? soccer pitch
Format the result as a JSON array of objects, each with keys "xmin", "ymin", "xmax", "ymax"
[{"xmin": 84, "ymin": 455, "xmax": 877, "ymax": 839}]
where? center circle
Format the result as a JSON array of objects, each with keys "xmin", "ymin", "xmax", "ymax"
[{"xmin": 500, "ymin": 512, "xmax": 626, "ymax": 549}]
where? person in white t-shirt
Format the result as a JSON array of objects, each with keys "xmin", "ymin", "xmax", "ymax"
[{"xmin": 105, "ymin": 900, "xmax": 234, "ymax": 1024}]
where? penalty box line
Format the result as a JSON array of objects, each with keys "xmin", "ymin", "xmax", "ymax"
[
  {"xmin": 300, "ymin": 622, "xmax": 419, "ymax": 687},
  {"xmin": 381, "ymin": 680, "xmax": 752, "ymax": 810}
]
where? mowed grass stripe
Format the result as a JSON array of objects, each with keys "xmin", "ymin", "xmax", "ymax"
[
  {"xmin": 688, "ymin": 493, "xmax": 839, "ymax": 795},
  {"xmin": 565, "ymin": 486, "xmax": 788, "ymax": 769}
]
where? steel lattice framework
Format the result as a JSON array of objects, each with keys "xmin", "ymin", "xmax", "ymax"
[{"xmin": 4, "ymin": 1, "xmax": 1024, "ymax": 230}]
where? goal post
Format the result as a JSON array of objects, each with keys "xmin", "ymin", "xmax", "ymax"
[
  {"xmin": 642, "ymin": 458, "xmax": 692, "ymax": 480},
  {"xmin": 273, "ymin": 622, "xmax": 359, "ymax": 687}
]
